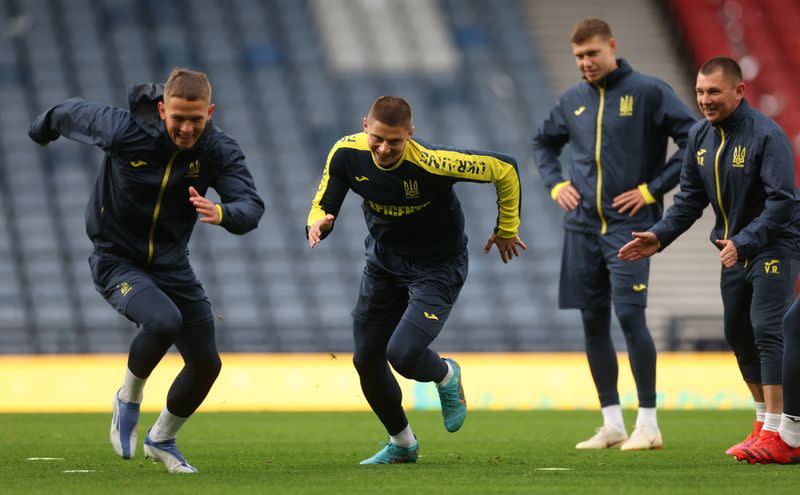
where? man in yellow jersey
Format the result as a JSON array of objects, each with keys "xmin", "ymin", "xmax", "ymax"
[
  {"xmin": 532, "ymin": 17, "xmax": 695, "ymax": 450},
  {"xmin": 307, "ymin": 96, "xmax": 525, "ymax": 464},
  {"xmin": 28, "ymin": 68, "xmax": 265, "ymax": 473},
  {"xmin": 619, "ymin": 57, "xmax": 800, "ymax": 462}
]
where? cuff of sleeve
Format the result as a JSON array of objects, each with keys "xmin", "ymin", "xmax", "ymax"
[
  {"xmin": 638, "ymin": 183, "xmax": 656, "ymax": 205},
  {"xmin": 307, "ymin": 209, "xmax": 327, "ymax": 228},
  {"xmin": 215, "ymin": 204, "xmax": 223, "ymax": 224},
  {"xmin": 550, "ymin": 180, "xmax": 571, "ymax": 201},
  {"xmin": 728, "ymin": 237, "xmax": 746, "ymax": 259},
  {"xmin": 494, "ymin": 227, "xmax": 517, "ymax": 239}
]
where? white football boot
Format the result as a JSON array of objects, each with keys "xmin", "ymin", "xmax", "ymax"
[
  {"xmin": 575, "ymin": 425, "xmax": 628, "ymax": 449},
  {"xmin": 620, "ymin": 424, "xmax": 663, "ymax": 451}
]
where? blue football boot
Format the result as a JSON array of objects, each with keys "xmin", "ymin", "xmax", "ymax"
[
  {"xmin": 143, "ymin": 429, "xmax": 198, "ymax": 473},
  {"xmin": 110, "ymin": 389, "xmax": 139, "ymax": 459},
  {"xmin": 436, "ymin": 358, "xmax": 467, "ymax": 432},
  {"xmin": 360, "ymin": 440, "xmax": 419, "ymax": 465}
]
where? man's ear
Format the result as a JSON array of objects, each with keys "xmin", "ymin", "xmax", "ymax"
[{"xmin": 157, "ymin": 101, "xmax": 166, "ymax": 120}]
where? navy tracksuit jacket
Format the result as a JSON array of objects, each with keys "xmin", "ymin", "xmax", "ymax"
[
  {"xmin": 650, "ymin": 99, "xmax": 800, "ymax": 259},
  {"xmin": 29, "ymin": 84, "xmax": 264, "ymax": 268},
  {"xmin": 533, "ymin": 59, "xmax": 696, "ymax": 235}
]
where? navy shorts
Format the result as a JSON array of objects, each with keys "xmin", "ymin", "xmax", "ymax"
[
  {"xmin": 559, "ymin": 229, "xmax": 649, "ymax": 309},
  {"xmin": 88, "ymin": 250, "xmax": 208, "ymax": 319},
  {"xmin": 352, "ymin": 237, "xmax": 468, "ymax": 338}
]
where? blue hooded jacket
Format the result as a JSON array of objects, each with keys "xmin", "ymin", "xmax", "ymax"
[
  {"xmin": 29, "ymin": 84, "xmax": 265, "ymax": 267},
  {"xmin": 533, "ymin": 59, "xmax": 696, "ymax": 235}
]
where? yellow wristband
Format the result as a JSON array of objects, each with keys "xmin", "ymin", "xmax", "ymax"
[
  {"xmin": 638, "ymin": 183, "xmax": 656, "ymax": 205},
  {"xmin": 550, "ymin": 180, "xmax": 571, "ymax": 201},
  {"xmin": 215, "ymin": 204, "xmax": 223, "ymax": 224}
]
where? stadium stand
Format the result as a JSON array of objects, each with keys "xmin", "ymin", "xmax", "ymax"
[
  {"xmin": 670, "ymin": 0, "xmax": 800, "ymax": 167},
  {"xmin": 2, "ymin": 0, "xmax": 793, "ymax": 354},
  {"xmin": 0, "ymin": 0, "xmax": 574, "ymax": 353}
]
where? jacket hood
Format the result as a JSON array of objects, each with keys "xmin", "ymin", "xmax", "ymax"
[{"xmin": 128, "ymin": 83, "xmax": 164, "ymax": 137}]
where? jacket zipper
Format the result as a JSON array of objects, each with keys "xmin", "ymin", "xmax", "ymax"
[
  {"xmin": 147, "ymin": 150, "xmax": 180, "ymax": 265},
  {"xmin": 713, "ymin": 128, "xmax": 729, "ymax": 240},
  {"xmin": 595, "ymin": 82, "xmax": 607, "ymax": 234}
]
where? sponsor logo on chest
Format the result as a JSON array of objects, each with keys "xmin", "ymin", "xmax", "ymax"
[{"xmin": 696, "ymin": 148, "xmax": 706, "ymax": 166}]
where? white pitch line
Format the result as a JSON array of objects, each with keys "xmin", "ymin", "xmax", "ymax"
[
  {"xmin": 27, "ymin": 457, "xmax": 65, "ymax": 461},
  {"xmin": 63, "ymin": 470, "xmax": 95, "ymax": 473},
  {"xmin": 535, "ymin": 467, "xmax": 572, "ymax": 471}
]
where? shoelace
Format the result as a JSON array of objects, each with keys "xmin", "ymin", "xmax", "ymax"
[{"xmin": 440, "ymin": 379, "xmax": 461, "ymax": 403}]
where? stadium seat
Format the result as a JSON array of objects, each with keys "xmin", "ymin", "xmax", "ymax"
[{"xmin": 1, "ymin": 0, "xmax": 569, "ymax": 353}]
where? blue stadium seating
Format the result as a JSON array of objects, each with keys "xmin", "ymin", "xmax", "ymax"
[{"xmin": 0, "ymin": 0, "xmax": 582, "ymax": 353}]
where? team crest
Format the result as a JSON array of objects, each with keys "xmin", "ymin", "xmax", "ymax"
[
  {"xmin": 732, "ymin": 146, "xmax": 746, "ymax": 168},
  {"xmin": 185, "ymin": 159, "xmax": 200, "ymax": 178},
  {"xmin": 619, "ymin": 95, "xmax": 633, "ymax": 117},
  {"xmin": 403, "ymin": 179, "xmax": 419, "ymax": 199}
]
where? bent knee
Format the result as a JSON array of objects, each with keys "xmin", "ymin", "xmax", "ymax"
[
  {"xmin": 192, "ymin": 353, "xmax": 221, "ymax": 385},
  {"xmin": 386, "ymin": 345, "xmax": 419, "ymax": 378},
  {"xmin": 353, "ymin": 350, "xmax": 385, "ymax": 374},
  {"xmin": 208, "ymin": 353, "xmax": 222, "ymax": 378},
  {"xmin": 143, "ymin": 309, "xmax": 183, "ymax": 336}
]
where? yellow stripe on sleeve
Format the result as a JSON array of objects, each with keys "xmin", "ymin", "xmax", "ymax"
[
  {"xmin": 406, "ymin": 142, "xmax": 520, "ymax": 237},
  {"xmin": 307, "ymin": 134, "xmax": 363, "ymax": 227},
  {"xmin": 493, "ymin": 162, "xmax": 521, "ymax": 238},
  {"xmin": 307, "ymin": 169, "xmax": 331, "ymax": 227}
]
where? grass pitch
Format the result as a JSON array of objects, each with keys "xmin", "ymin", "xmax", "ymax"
[{"xmin": 2, "ymin": 410, "xmax": 800, "ymax": 494}]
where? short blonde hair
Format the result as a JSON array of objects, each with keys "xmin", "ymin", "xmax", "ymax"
[{"xmin": 164, "ymin": 68, "xmax": 212, "ymax": 102}]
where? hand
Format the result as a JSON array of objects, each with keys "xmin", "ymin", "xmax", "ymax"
[
  {"xmin": 484, "ymin": 233, "xmax": 527, "ymax": 264},
  {"xmin": 308, "ymin": 214, "xmax": 336, "ymax": 248},
  {"xmin": 188, "ymin": 186, "xmax": 221, "ymax": 225},
  {"xmin": 612, "ymin": 187, "xmax": 647, "ymax": 216},
  {"xmin": 555, "ymin": 184, "xmax": 581, "ymax": 212},
  {"xmin": 618, "ymin": 232, "xmax": 659, "ymax": 261},
  {"xmin": 715, "ymin": 239, "xmax": 738, "ymax": 268}
]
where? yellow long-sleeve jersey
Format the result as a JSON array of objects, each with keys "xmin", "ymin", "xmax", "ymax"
[{"xmin": 308, "ymin": 133, "xmax": 521, "ymax": 259}]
